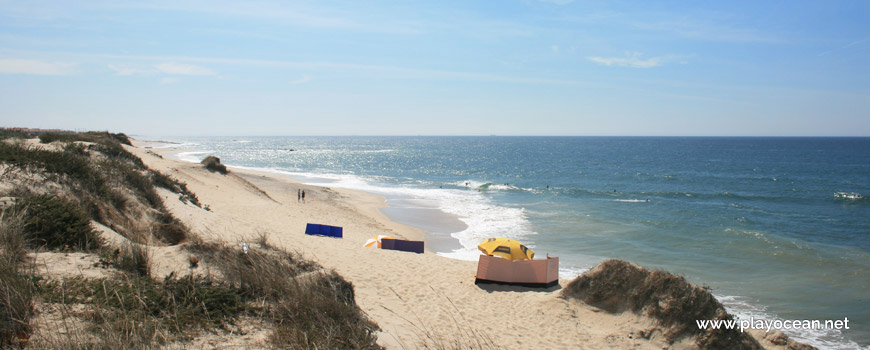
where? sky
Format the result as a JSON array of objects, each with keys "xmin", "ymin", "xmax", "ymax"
[{"xmin": 0, "ymin": 0, "xmax": 868, "ymax": 136}]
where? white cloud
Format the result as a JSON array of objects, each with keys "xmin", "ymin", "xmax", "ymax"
[
  {"xmin": 587, "ymin": 52, "xmax": 664, "ymax": 68},
  {"xmin": 0, "ymin": 59, "xmax": 74, "ymax": 75},
  {"xmin": 160, "ymin": 77, "xmax": 180, "ymax": 84},
  {"xmin": 155, "ymin": 62, "xmax": 216, "ymax": 76},
  {"xmin": 108, "ymin": 64, "xmax": 150, "ymax": 76},
  {"xmin": 288, "ymin": 76, "xmax": 311, "ymax": 85}
]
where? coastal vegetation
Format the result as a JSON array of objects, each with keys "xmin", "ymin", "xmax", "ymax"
[
  {"xmin": 0, "ymin": 129, "xmax": 193, "ymax": 245},
  {"xmin": 187, "ymin": 238, "xmax": 382, "ymax": 349},
  {"xmin": 0, "ymin": 129, "xmax": 382, "ymax": 349}
]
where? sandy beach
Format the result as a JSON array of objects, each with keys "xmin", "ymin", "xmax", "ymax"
[{"xmin": 116, "ymin": 140, "xmax": 798, "ymax": 350}]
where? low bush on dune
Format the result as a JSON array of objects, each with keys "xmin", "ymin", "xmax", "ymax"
[
  {"xmin": 13, "ymin": 193, "xmax": 103, "ymax": 251},
  {"xmin": 561, "ymin": 259, "xmax": 761, "ymax": 349},
  {"xmin": 38, "ymin": 131, "xmax": 132, "ymax": 147},
  {"xmin": 201, "ymin": 156, "xmax": 228, "ymax": 175}
]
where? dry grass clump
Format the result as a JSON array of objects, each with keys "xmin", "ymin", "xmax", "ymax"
[
  {"xmin": 189, "ymin": 240, "xmax": 382, "ymax": 349},
  {"xmin": 0, "ymin": 209, "xmax": 36, "ymax": 347},
  {"xmin": 201, "ymin": 156, "xmax": 228, "ymax": 175},
  {"xmin": 561, "ymin": 259, "xmax": 761, "ymax": 349},
  {"xmin": 0, "ymin": 262, "xmax": 36, "ymax": 347},
  {"xmin": 150, "ymin": 170, "xmax": 201, "ymax": 207},
  {"xmin": 37, "ymin": 273, "xmax": 246, "ymax": 348},
  {"xmin": 0, "ymin": 210, "xmax": 29, "ymax": 266},
  {"xmin": 111, "ymin": 242, "xmax": 152, "ymax": 278}
]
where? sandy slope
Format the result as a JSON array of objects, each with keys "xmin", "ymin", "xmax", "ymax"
[{"xmin": 128, "ymin": 141, "xmax": 790, "ymax": 350}]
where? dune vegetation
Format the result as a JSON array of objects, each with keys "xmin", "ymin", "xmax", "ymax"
[{"xmin": 0, "ymin": 129, "xmax": 382, "ymax": 349}]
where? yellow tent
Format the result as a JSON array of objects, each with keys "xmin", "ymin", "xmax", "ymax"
[
  {"xmin": 363, "ymin": 235, "xmax": 394, "ymax": 249},
  {"xmin": 478, "ymin": 238, "xmax": 534, "ymax": 260}
]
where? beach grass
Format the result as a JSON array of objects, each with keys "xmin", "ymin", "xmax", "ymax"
[
  {"xmin": 562, "ymin": 259, "xmax": 762, "ymax": 349},
  {"xmin": 0, "ymin": 210, "xmax": 36, "ymax": 347},
  {"xmin": 0, "ymin": 131, "xmax": 193, "ymax": 246},
  {"xmin": 187, "ymin": 240, "xmax": 382, "ymax": 349}
]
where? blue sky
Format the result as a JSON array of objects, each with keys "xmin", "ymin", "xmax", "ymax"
[{"xmin": 1, "ymin": 0, "xmax": 868, "ymax": 136}]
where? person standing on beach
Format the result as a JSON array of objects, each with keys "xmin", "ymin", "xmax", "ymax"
[
  {"xmin": 297, "ymin": 189, "xmax": 301, "ymax": 202},
  {"xmin": 301, "ymin": 190, "xmax": 306, "ymax": 203}
]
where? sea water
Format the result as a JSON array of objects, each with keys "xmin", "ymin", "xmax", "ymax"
[{"xmin": 150, "ymin": 136, "xmax": 869, "ymax": 348}]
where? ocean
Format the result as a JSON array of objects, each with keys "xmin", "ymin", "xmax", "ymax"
[{"xmin": 150, "ymin": 136, "xmax": 869, "ymax": 349}]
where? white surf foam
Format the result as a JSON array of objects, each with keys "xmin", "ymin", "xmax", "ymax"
[
  {"xmin": 834, "ymin": 191, "xmax": 864, "ymax": 200},
  {"xmin": 614, "ymin": 199, "xmax": 651, "ymax": 203},
  {"xmin": 145, "ymin": 142, "xmax": 200, "ymax": 149},
  {"xmin": 716, "ymin": 294, "xmax": 866, "ymax": 350},
  {"xmin": 448, "ymin": 180, "xmax": 539, "ymax": 194},
  {"xmin": 558, "ymin": 266, "xmax": 588, "ymax": 280},
  {"xmin": 173, "ymin": 151, "xmax": 212, "ymax": 163},
  {"xmin": 228, "ymin": 168, "xmax": 538, "ymax": 261}
]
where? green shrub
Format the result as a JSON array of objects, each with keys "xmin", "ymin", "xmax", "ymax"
[
  {"xmin": 39, "ymin": 131, "xmax": 123, "ymax": 145},
  {"xmin": 38, "ymin": 132, "xmax": 85, "ymax": 144},
  {"xmin": 15, "ymin": 194, "xmax": 102, "ymax": 251}
]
